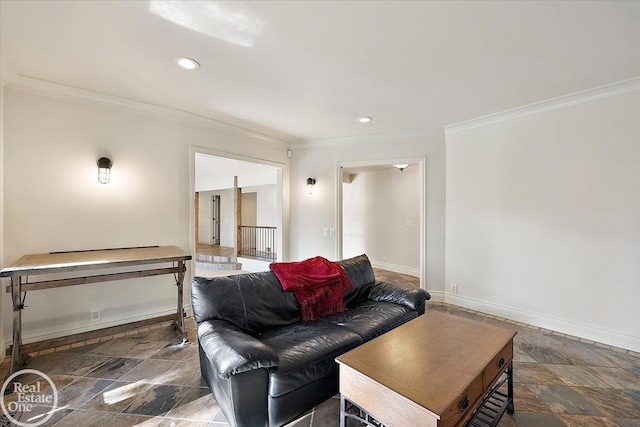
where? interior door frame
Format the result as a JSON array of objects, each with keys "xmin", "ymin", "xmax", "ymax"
[
  {"xmin": 211, "ymin": 194, "xmax": 221, "ymax": 244},
  {"xmin": 336, "ymin": 157, "xmax": 426, "ymax": 289},
  {"xmin": 189, "ymin": 145, "xmax": 287, "ymax": 264}
]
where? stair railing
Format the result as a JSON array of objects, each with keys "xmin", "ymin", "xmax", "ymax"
[{"xmin": 239, "ymin": 226, "xmax": 277, "ymax": 262}]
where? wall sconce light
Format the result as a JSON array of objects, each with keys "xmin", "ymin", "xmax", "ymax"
[
  {"xmin": 97, "ymin": 157, "xmax": 113, "ymax": 184},
  {"xmin": 393, "ymin": 163, "xmax": 409, "ymax": 172},
  {"xmin": 306, "ymin": 177, "xmax": 316, "ymax": 194}
]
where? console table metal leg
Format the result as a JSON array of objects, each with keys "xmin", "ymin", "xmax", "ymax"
[
  {"xmin": 9, "ymin": 276, "xmax": 24, "ymax": 376},
  {"xmin": 175, "ymin": 260, "xmax": 188, "ymax": 343},
  {"xmin": 340, "ymin": 395, "xmax": 346, "ymax": 427}
]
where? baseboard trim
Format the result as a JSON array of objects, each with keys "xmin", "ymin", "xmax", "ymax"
[
  {"xmin": 371, "ymin": 261, "xmax": 420, "ymax": 278},
  {"xmin": 425, "ymin": 290, "xmax": 445, "ymax": 303},
  {"xmin": 444, "ymin": 293, "xmax": 640, "ymax": 353},
  {"xmin": 2, "ymin": 306, "xmax": 192, "ymax": 354}
]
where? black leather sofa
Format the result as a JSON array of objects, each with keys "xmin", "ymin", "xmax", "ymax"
[{"xmin": 191, "ymin": 254, "xmax": 431, "ymax": 427}]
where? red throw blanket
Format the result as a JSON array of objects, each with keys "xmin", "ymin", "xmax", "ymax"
[{"xmin": 270, "ymin": 256, "xmax": 352, "ymax": 321}]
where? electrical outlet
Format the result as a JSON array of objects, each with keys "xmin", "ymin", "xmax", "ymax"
[
  {"xmin": 90, "ymin": 309, "xmax": 100, "ymax": 321},
  {"xmin": 382, "ymin": 256, "xmax": 387, "ymax": 262},
  {"xmin": 451, "ymin": 283, "xmax": 458, "ymax": 294},
  {"xmin": 323, "ymin": 228, "xmax": 329, "ymax": 237},
  {"xmin": 329, "ymin": 228, "xmax": 335, "ymax": 237}
]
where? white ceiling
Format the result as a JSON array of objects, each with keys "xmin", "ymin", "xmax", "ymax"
[
  {"xmin": 195, "ymin": 154, "xmax": 278, "ymax": 192},
  {"xmin": 2, "ymin": 1, "xmax": 639, "ymax": 143}
]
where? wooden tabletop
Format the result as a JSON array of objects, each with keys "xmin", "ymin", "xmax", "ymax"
[
  {"xmin": 0, "ymin": 246, "xmax": 192, "ymax": 277},
  {"xmin": 336, "ymin": 311, "xmax": 516, "ymax": 416}
]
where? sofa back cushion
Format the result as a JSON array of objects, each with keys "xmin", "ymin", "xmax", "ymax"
[
  {"xmin": 337, "ymin": 254, "xmax": 376, "ymax": 307},
  {"xmin": 191, "ymin": 271, "xmax": 301, "ymax": 334},
  {"xmin": 191, "ymin": 254, "xmax": 376, "ymax": 332}
]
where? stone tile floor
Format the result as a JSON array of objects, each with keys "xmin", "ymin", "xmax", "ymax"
[
  {"xmin": 0, "ymin": 274, "xmax": 638, "ymax": 426},
  {"xmin": 290, "ymin": 302, "xmax": 640, "ymax": 427}
]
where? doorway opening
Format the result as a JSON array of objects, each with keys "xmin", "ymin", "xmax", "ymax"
[
  {"xmin": 191, "ymin": 148, "xmax": 285, "ymax": 276},
  {"xmin": 336, "ymin": 158, "xmax": 426, "ymax": 288}
]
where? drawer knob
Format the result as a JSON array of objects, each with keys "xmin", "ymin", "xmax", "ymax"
[
  {"xmin": 497, "ymin": 356, "xmax": 505, "ymax": 369},
  {"xmin": 458, "ymin": 395, "xmax": 469, "ymax": 412}
]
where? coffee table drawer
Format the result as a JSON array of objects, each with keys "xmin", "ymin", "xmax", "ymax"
[
  {"xmin": 438, "ymin": 372, "xmax": 484, "ymax": 427},
  {"xmin": 483, "ymin": 340, "xmax": 513, "ymax": 390}
]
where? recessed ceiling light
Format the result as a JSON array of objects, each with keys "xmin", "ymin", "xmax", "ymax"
[
  {"xmin": 175, "ymin": 57, "xmax": 200, "ymax": 70},
  {"xmin": 358, "ymin": 117, "xmax": 373, "ymax": 123}
]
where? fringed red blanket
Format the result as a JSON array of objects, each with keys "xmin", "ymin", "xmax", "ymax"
[{"xmin": 270, "ymin": 256, "xmax": 352, "ymax": 321}]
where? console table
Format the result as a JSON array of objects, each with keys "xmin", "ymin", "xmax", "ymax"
[{"xmin": 0, "ymin": 245, "xmax": 192, "ymax": 376}]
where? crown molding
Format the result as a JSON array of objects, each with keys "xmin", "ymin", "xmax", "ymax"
[
  {"xmin": 444, "ymin": 77, "xmax": 640, "ymax": 136},
  {"xmin": 289, "ymin": 129, "xmax": 444, "ymax": 150},
  {"xmin": 5, "ymin": 74, "xmax": 290, "ymax": 148}
]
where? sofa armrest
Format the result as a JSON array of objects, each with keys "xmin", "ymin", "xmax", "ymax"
[
  {"xmin": 368, "ymin": 281, "xmax": 431, "ymax": 311},
  {"xmin": 198, "ymin": 319, "xmax": 279, "ymax": 379}
]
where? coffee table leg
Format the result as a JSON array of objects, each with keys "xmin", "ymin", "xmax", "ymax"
[{"xmin": 340, "ymin": 395, "xmax": 346, "ymax": 427}]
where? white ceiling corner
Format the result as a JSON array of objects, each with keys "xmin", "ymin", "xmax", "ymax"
[{"xmin": 444, "ymin": 76, "xmax": 640, "ymax": 135}]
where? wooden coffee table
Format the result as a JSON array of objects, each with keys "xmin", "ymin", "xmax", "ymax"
[{"xmin": 336, "ymin": 311, "xmax": 516, "ymax": 427}]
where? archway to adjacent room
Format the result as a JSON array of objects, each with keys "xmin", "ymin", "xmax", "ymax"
[
  {"xmin": 190, "ymin": 146, "xmax": 285, "ymax": 276},
  {"xmin": 336, "ymin": 158, "xmax": 426, "ymax": 289}
]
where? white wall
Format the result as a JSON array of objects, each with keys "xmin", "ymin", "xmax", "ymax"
[
  {"xmin": 1, "ymin": 86, "xmax": 287, "ymax": 345},
  {"xmin": 244, "ymin": 184, "xmax": 278, "ymax": 227},
  {"xmin": 289, "ymin": 133, "xmax": 446, "ymax": 296},
  {"xmin": 0, "ymin": 57, "xmax": 10, "ymax": 356},
  {"xmin": 343, "ymin": 167, "xmax": 420, "ymax": 274},
  {"xmin": 445, "ymin": 90, "xmax": 640, "ymax": 351},
  {"xmin": 241, "ymin": 192, "xmax": 257, "ymax": 226}
]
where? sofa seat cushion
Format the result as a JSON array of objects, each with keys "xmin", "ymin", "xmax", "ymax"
[
  {"xmin": 259, "ymin": 321, "xmax": 363, "ymax": 397},
  {"xmin": 325, "ymin": 300, "xmax": 418, "ymax": 341}
]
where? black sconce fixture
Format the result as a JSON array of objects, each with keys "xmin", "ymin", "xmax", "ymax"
[
  {"xmin": 306, "ymin": 177, "xmax": 316, "ymax": 194},
  {"xmin": 97, "ymin": 157, "xmax": 113, "ymax": 184}
]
